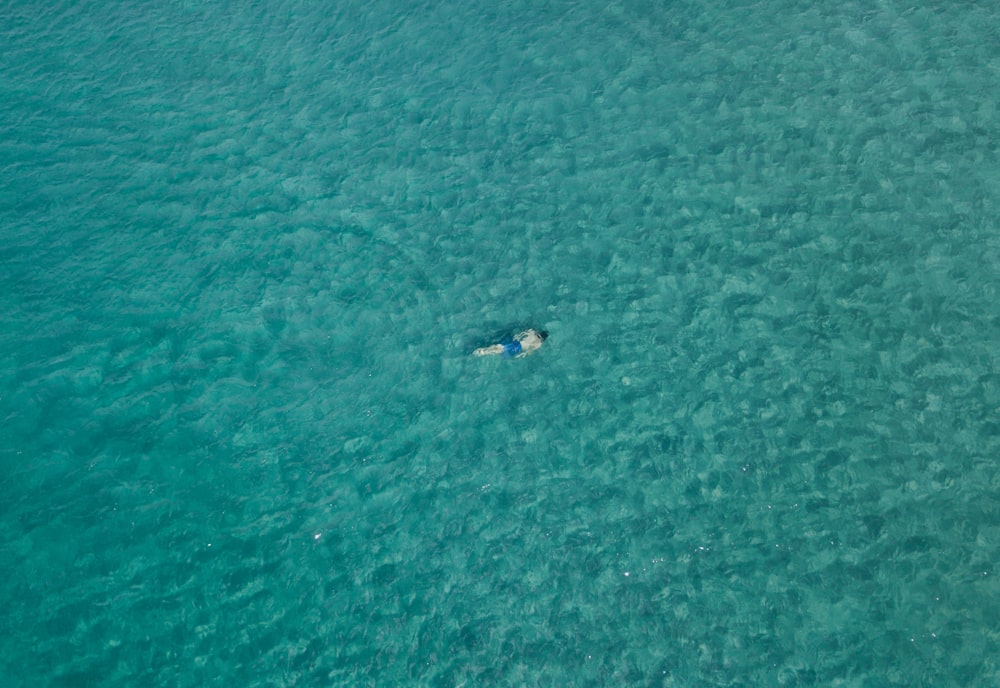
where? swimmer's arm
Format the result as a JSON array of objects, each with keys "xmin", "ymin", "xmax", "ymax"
[{"xmin": 473, "ymin": 344, "xmax": 504, "ymax": 356}]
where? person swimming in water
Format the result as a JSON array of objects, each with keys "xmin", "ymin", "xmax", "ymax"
[{"xmin": 473, "ymin": 328, "xmax": 548, "ymax": 358}]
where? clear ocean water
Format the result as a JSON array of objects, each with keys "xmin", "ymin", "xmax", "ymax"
[{"xmin": 2, "ymin": 0, "xmax": 999, "ymax": 685}]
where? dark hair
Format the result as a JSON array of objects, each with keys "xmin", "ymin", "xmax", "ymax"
[{"xmin": 538, "ymin": 330, "xmax": 549, "ymax": 340}]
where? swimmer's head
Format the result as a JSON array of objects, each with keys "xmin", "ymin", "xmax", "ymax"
[{"xmin": 538, "ymin": 330, "xmax": 549, "ymax": 340}]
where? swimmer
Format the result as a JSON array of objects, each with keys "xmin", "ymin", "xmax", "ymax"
[{"xmin": 473, "ymin": 328, "xmax": 548, "ymax": 358}]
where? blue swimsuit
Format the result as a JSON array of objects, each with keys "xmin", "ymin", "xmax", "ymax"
[{"xmin": 501, "ymin": 340, "xmax": 523, "ymax": 357}]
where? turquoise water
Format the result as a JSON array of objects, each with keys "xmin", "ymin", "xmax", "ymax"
[{"xmin": 3, "ymin": 0, "xmax": 999, "ymax": 684}]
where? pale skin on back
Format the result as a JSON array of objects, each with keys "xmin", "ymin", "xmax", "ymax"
[{"xmin": 473, "ymin": 329, "xmax": 546, "ymax": 358}]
